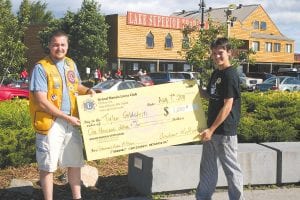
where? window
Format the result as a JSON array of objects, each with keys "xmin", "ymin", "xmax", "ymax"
[
  {"xmin": 253, "ymin": 21, "xmax": 259, "ymax": 29},
  {"xmin": 260, "ymin": 21, "xmax": 267, "ymax": 30},
  {"xmin": 252, "ymin": 41, "xmax": 260, "ymax": 51},
  {"xmin": 165, "ymin": 33, "xmax": 173, "ymax": 49},
  {"xmin": 274, "ymin": 43, "xmax": 281, "ymax": 52},
  {"xmin": 182, "ymin": 34, "xmax": 190, "ymax": 49},
  {"xmin": 265, "ymin": 42, "xmax": 272, "ymax": 52},
  {"xmin": 286, "ymin": 44, "xmax": 292, "ymax": 53},
  {"xmin": 146, "ymin": 32, "xmax": 154, "ymax": 48}
]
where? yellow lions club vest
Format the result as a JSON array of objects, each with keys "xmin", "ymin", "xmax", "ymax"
[{"xmin": 29, "ymin": 56, "xmax": 79, "ymax": 134}]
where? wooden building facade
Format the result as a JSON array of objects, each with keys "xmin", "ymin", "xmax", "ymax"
[
  {"xmin": 105, "ymin": 12, "xmax": 205, "ymax": 74},
  {"xmin": 173, "ymin": 4, "xmax": 295, "ymax": 73}
]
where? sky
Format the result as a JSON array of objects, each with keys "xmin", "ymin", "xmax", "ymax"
[{"xmin": 11, "ymin": 0, "xmax": 300, "ymax": 52}]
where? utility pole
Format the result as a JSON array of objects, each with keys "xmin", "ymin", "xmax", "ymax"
[
  {"xmin": 199, "ymin": 0, "xmax": 206, "ymax": 30},
  {"xmin": 225, "ymin": 4, "xmax": 238, "ymax": 38}
]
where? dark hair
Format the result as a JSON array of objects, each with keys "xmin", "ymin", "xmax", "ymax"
[
  {"xmin": 210, "ymin": 37, "xmax": 231, "ymax": 51},
  {"xmin": 49, "ymin": 30, "xmax": 69, "ymax": 44}
]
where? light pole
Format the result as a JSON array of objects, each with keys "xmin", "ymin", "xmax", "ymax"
[
  {"xmin": 225, "ymin": 4, "xmax": 237, "ymax": 38},
  {"xmin": 199, "ymin": 0, "xmax": 205, "ymax": 30}
]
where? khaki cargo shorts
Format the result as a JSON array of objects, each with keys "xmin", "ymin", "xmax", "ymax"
[{"xmin": 36, "ymin": 118, "xmax": 84, "ymax": 172}]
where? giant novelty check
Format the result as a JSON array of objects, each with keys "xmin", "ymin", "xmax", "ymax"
[{"xmin": 77, "ymin": 80, "xmax": 207, "ymax": 161}]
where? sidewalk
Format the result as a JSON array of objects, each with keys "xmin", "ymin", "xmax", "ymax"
[{"xmin": 121, "ymin": 187, "xmax": 300, "ymax": 200}]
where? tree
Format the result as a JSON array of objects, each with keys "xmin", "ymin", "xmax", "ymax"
[
  {"xmin": 182, "ymin": 18, "xmax": 255, "ymax": 87},
  {"xmin": 39, "ymin": 0, "xmax": 109, "ymax": 78},
  {"xmin": 182, "ymin": 19, "xmax": 226, "ymax": 86},
  {"xmin": 28, "ymin": 0, "xmax": 53, "ymax": 25},
  {"xmin": 17, "ymin": 0, "xmax": 30, "ymax": 29},
  {"xmin": 0, "ymin": 0, "xmax": 27, "ymax": 82},
  {"xmin": 69, "ymin": 0, "xmax": 109, "ymax": 77}
]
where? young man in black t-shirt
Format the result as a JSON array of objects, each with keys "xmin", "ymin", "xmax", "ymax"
[{"xmin": 196, "ymin": 37, "xmax": 244, "ymax": 200}]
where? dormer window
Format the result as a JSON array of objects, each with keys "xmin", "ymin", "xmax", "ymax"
[
  {"xmin": 253, "ymin": 21, "xmax": 259, "ymax": 29},
  {"xmin": 260, "ymin": 21, "xmax": 267, "ymax": 30}
]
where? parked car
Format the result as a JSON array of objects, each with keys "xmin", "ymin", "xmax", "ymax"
[
  {"xmin": 255, "ymin": 76, "xmax": 300, "ymax": 92},
  {"xmin": 0, "ymin": 85, "xmax": 29, "ymax": 101},
  {"xmin": 148, "ymin": 72, "xmax": 185, "ymax": 85},
  {"xmin": 127, "ymin": 74, "xmax": 154, "ymax": 86},
  {"xmin": 178, "ymin": 71, "xmax": 201, "ymax": 85},
  {"xmin": 276, "ymin": 69, "xmax": 300, "ymax": 80},
  {"xmin": 246, "ymin": 72, "xmax": 275, "ymax": 81},
  {"xmin": 277, "ymin": 67, "xmax": 298, "ymax": 73},
  {"xmin": 6, "ymin": 79, "xmax": 29, "ymax": 89},
  {"xmin": 92, "ymin": 79, "xmax": 144, "ymax": 93},
  {"xmin": 239, "ymin": 73, "xmax": 263, "ymax": 91}
]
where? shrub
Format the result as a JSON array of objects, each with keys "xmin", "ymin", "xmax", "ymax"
[
  {"xmin": 239, "ymin": 91, "xmax": 300, "ymax": 142},
  {"xmin": 238, "ymin": 117, "xmax": 297, "ymax": 143},
  {"xmin": 0, "ymin": 100, "xmax": 35, "ymax": 168},
  {"xmin": 202, "ymin": 91, "xmax": 300, "ymax": 142}
]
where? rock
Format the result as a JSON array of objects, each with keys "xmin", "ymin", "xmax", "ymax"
[
  {"xmin": 8, "ymin": 178, "xmax": 34, "ymax": 196},
  {"xmin": 80, "ymin": 164, "xmax": 99, "ymax": 187}
]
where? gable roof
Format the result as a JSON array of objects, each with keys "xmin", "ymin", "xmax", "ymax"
[
  {"xmin": 171, "ymin": 4, "xmax": 259, "ymax": 23},
  {"xmin": 171, "ymin": 4, "xmax": 293, "ymax": 41}
]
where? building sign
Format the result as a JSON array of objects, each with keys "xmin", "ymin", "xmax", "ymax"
[{"xmin": 127, "ymin": 11, "xmax": 208, "ymax": 30}]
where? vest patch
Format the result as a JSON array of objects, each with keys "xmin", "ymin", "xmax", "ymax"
[
  {"xmin": 83, "ymin": 99, "xmax": 96, "ymax": 111},
  {"xmin": 51, "ymin": 94, "xmax": 57, "ymax": 101},
  {"xmin": 69, "ymin": 85, "xmax": 74, "ymax": 92},
  {"xmin": 67, "ymin": 70, "xmax": 76, "ymax": 84}
]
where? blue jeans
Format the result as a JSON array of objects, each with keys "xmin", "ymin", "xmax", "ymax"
[{"xmin": 196, "ymin": 135, "xmax": 244, "ymax": 200}]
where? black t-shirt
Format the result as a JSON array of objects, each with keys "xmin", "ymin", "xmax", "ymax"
[{"xmin": 206, "ymin": 66, "xmax": 241, "ymax": 136}]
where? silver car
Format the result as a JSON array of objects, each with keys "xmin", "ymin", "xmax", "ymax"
[
  {"xmin": 92, "ymin": 79, "xmax": 144, "ymax": 93},
  {"xmin": 255, "ymin": 76, "xmax": 300, "ymax": 91}
]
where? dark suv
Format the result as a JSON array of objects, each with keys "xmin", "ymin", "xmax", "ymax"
[
  {"xmin": 276, "ymin": 71, "xmax": 300, "ymax": 80},
  {"xmin": 148, "ymin": 72, "xmax": 185, "ymax": 85}
]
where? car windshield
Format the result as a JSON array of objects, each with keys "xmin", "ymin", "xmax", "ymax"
[
  {"xmin": 264, "ymin": 77, "xmax": 288, "ymax": 84},
  {"xmin": 93, "ymin": 80, "xmax": 118, "ymax": 89},
  {"xmin": 284, "ymin": 77, "xmax": 300, "ymax": 84},
  {"xmin": 278, "ymin": 77, "xmax": 287, "ymax": 84},
  {"xmin": 118, "ymin": 81, "xmax": 143, "ymax": 90},
  {"xmin": 170, "ymin": 73, "xmax": 184, "ymax": 79},
  {"xmin": 181, "ymin": 73, "xmax": 191, "ymax": 79}
]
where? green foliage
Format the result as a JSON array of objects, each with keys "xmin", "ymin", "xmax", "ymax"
[
  {"xmin": 238, "ymin": 118, "xmax": 297, "ymax": 143},
  {"xmin": 184, "ymin": 20, "xmax": 226, "ymax": 86},
  {"xmin": 39, "ymin": 0, "xmax": 109, "ymax": 78},
  {"xmin": 17, "ymin": 0, "xmax": 30, "ymax": 29},
  {"xmin": 27, "ymin": 0, "xmax": 53, "ymax": 25},
  {"xmin": 0, "ymin": 0, "xmax": 27, "ymax": 76},
  {"xmin": 0, "ymin": 100, "xmax": 35, "ymax": 168},
  {"xmin": 182, "ymin": 18, "xmax": 255, "ymax": 88},
  {"xmin": 238, "ymin": 92, "xmax": 300, "ymax": 142},
  {"xmin": 201, "ymin": 92, "xmax": 300, "ymax": 142}
]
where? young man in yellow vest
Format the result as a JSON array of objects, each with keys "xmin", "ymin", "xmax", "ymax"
[{"xmin": 29, "ymin": 30, "xmax": 95, "ymax": 200}]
